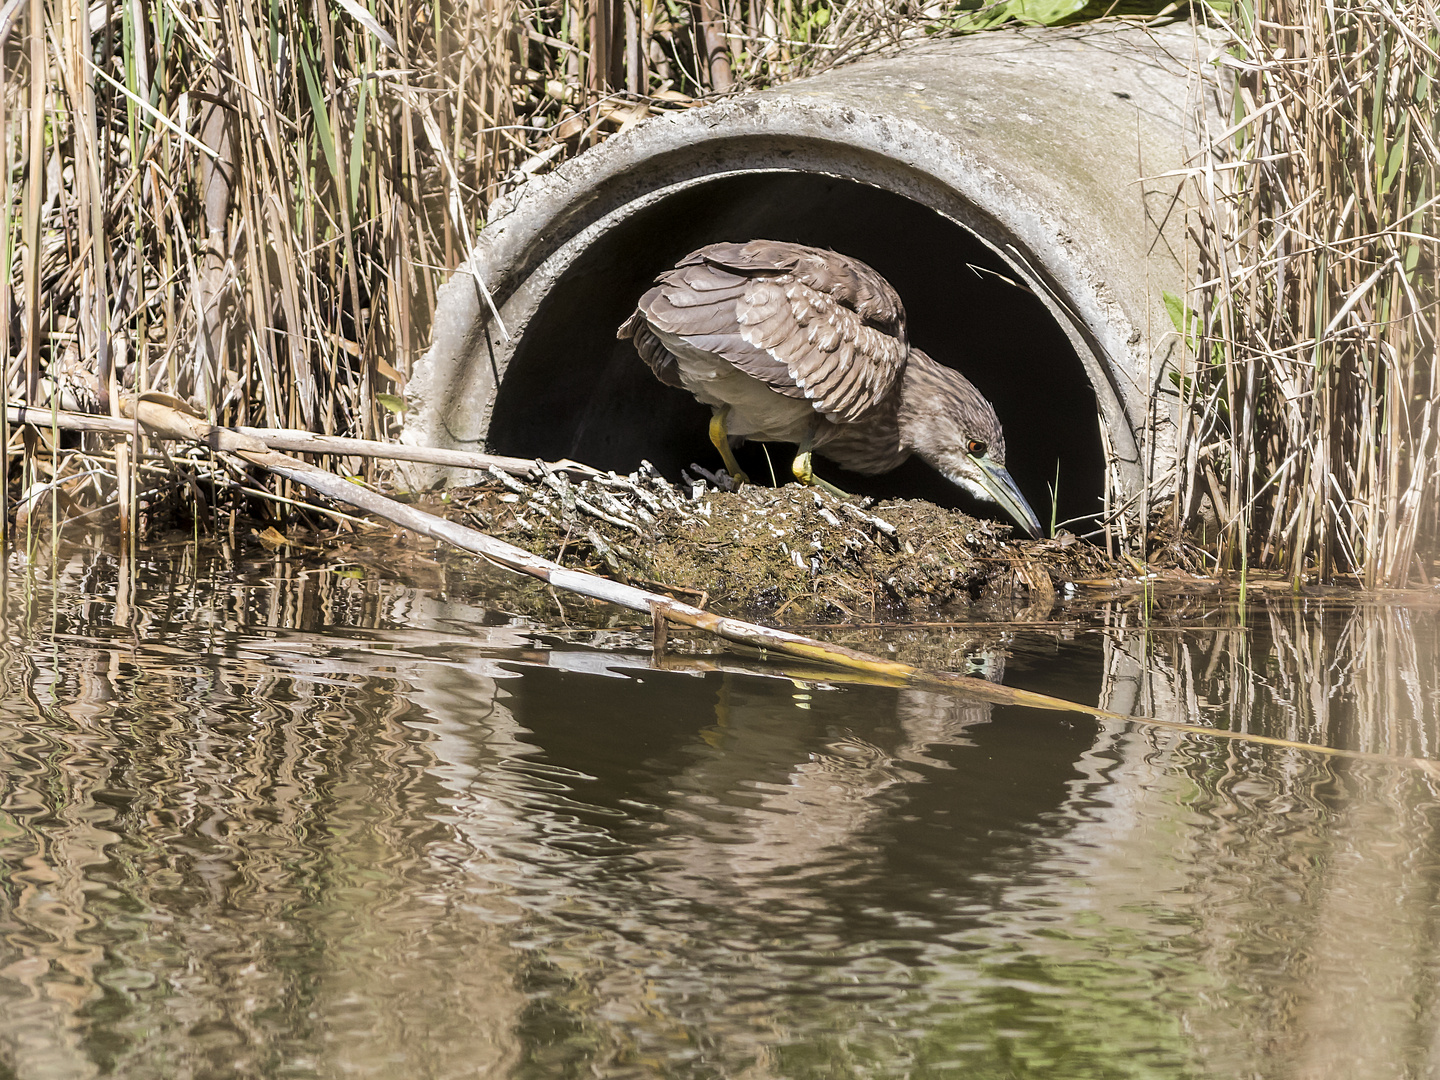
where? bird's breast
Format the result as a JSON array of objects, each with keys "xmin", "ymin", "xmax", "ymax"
[{"xmin": 812, "ymin": 396, "xmax": 910, "ymax": 475}]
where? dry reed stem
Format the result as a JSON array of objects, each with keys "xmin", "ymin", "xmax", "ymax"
[{"xmin": 1177, "ymin": 0, "xmax": 1438, "ymax": 586}]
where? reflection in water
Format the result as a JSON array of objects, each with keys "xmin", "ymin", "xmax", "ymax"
[{"xmin": 0, "ymin": 544, "xmax": 1439, "ymax": 1078}]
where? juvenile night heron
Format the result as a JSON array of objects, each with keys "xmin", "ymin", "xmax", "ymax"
[{"xmin": 618, "ymin": 240, "xmax": 1043, "ymax": 538}]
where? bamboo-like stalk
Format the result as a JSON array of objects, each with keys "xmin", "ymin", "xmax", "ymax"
[{"xmin": 1175, "ymin": 0, "xmax": 1438, "ymax": 586}]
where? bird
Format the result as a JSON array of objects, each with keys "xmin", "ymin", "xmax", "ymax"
[{"xmin": 617, "ymin": 240, "xmax": 1042, "ymax": 538}]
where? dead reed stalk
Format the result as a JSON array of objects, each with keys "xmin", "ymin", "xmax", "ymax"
[{"xmin": 1178, "ymin": 0, "xmax": 1439, "ymax": 586}]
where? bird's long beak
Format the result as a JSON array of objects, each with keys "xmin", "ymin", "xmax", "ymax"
[{"xmin": 974, "ymin": 456, "xmax": 1043, "ymax": 539}]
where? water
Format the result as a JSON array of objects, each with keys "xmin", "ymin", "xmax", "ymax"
[{"xmin": 3, "ymin": 541, "xmax": 1440, "ymax": 1079}]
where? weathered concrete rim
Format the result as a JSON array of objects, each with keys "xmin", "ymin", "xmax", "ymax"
[{"xmin": 408, "ymin": 21, "xmax": 1218, "ymax": 516}]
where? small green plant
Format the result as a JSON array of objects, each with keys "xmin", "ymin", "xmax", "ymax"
[{"xmin": 1048, "ymin": 460, "xmax": 1060, "ymax": 538}]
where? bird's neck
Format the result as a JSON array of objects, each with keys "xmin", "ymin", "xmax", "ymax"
[{"xmin": 895, "ymin": 348, "xmax": 949, "ymax": 442}]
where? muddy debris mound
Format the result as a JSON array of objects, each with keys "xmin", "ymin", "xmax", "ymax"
[{"xmin": 432, "ymin": 462, "xmax": 1118, "ymax": 622}]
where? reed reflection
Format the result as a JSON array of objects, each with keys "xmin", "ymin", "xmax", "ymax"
[
  {"xmin": 2, "ymin": 546, "xmax": 1440, "ymax": 1078},
  {"xmin": 1096, "ymin": 598, "xmax": 1440, "ymax": 1079},
  {"xmin": 0, "ymin": 546, "xmax": 532, "ymax": 1079}
]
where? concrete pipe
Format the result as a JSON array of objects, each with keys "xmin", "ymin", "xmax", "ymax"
[{"xmin": 405, "ymin": 21, "xmax": 1218, "ymax": 531}]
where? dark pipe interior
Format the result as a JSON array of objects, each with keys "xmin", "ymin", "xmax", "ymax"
[{"xmin": 489, "ymin": 172, "xmax": 1105, "ymax": 532}]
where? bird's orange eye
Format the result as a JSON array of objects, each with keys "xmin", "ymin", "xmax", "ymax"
[{"xmin": 966, "ymin": 440, "xmax": 988, "ymax": 456}]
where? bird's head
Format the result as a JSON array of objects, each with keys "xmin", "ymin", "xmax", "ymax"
[{"xmin": 899, "ymin": 351, "xmax": 1044, "ymax": 539}]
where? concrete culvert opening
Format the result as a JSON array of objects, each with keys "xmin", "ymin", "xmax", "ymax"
[
  {"xmin": 488, "ymin": 173, "xmax": 1103, "ymax": 530},
  {"xmin": 407, "ymin": 23, "xmax": 1213, "ymax": 537}
]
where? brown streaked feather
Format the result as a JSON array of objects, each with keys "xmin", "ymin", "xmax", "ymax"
[
  {"xmin": 826, "ymin": 360, "xmax": 877, "ymax": 419},
  {"xmin": 619, "ymin": 310, "xmax": 686, "ymax": 389},
  {"xmin": 686, "ymin": 240, "xmax": 906, "ymax": 335},
  {"xmin": 643, "ymin": 290, "xmax": 746, "ymax": 336},
  {"xmin": 812, "ymin": 391, "xmax": 909, "ymax": 476},
  {"xmin": 620, "ymin": 240, "xmax": 912, "ymax": 424},
  {"xmin": 800, "ymin": 344, "xmax": 845, "ymax": 392},
  {"xmin": 630, "ymin": 265, "xmax": 811, "ymax": 403},
  {"xmin": 729, "ymin": 272, "xmax": 908, "ymax": 423}
]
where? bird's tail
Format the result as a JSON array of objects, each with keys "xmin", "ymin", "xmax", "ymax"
[{"xmin": 617, "ymin": 308, "xmax": 644, "ymax": 340}]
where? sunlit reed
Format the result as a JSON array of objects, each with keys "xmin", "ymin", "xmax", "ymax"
[{"xmin": 1176, "ymin": 0, "xmax": 1438, "ymax": 586}]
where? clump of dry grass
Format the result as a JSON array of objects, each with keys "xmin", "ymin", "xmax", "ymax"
[
  {"xmin": 2, "ymin": 0, "xmax": 1149, "ymax": 542},
  {"xmin": 1176, "ymin": 0, "xmax": 1439, "ymax": 586},
  {"xmin": 4, "ymin": 0, "xmax": 528, "ymax": 443}
]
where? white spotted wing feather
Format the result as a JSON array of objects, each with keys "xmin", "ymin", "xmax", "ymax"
[{"xmin": 619, "ymin": 240, "xmax": 910, "ymax": 426}]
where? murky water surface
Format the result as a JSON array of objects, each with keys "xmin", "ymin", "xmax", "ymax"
[{"xmin": 3, "ymin": 542, "xmax": 1440, "ymax": 1079}]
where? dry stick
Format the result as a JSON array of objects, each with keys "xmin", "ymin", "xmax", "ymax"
[
  {"xmin": 73, "ymin": 397, "xmax": 1438, "ymax": 775},
  {"xmin": 5, "ymin": 404, "xmax": 599, "ymax": 480}
]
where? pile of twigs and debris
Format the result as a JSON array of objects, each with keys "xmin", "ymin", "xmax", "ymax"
[{"xmin": 432, "ymin": 460, "xmax": 1117, "ymax": 621}]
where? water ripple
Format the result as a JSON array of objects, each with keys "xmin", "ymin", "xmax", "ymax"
[{"xmin": 1, "ymin": 549, "xmax": 1439, "ymax": 1077}]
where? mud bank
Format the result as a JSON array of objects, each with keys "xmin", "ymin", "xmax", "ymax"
[{"xmin": 429, "ymin": 464, "xmax": 1118, "ymax": 622}]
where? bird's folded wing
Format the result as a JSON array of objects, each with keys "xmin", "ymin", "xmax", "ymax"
[
  {"xmin": 639, "ymin": 257, "xmax": 907, "ymax": 424},
  {"xmin": 734, "ymin": 278, "xmax": 907, "ymax": 424},
  {"xmin": 636, "ymin": 266, "xmax": 805, "ymax": 400},
  {"xmin": 689, "ymin": 240, "xmax": 906, "ymax": 335}
]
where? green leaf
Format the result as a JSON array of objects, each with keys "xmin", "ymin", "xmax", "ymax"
[
  {"xmin": 1008, "ymin": 0, "xmax": 1088, "ymax": 25},
  {"xmin": 1163, "ymin": 290, "xmax": 1187, "ymax": 335},
  {"xmin": 1163, "ymin": 290, "xmax": 1208, "ymax": 359},
  {"xmin": 1370, "ymin": 36, "xmax": 1389, "ymax": 164},
  {"xmin": 349, "ymin": 77, "xmax": 370, "ymax": 213},
  {"xmin": 299, "ymin": 50, "xmax": 340, "ymax": 196},
  {"xmin": 376, "ymin": 393, "xmax": 407, "ymax": 415},
  {"xmin": 947, "ymin": 1, "xmax": 1013, "ymax": 31},
  {"xmin": 1380, "ymin": 139, "xmax": 1405, "ymax": 195}
]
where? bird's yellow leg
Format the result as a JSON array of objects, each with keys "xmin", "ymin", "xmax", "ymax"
[
  {"xmin": 792, "ymin": 431, "xmax": 850, "ymax": 499},
  {"xmin": 709, "ymin": 406, "xmax": 750, "ymax": 485}
]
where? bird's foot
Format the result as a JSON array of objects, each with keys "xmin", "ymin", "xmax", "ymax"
[
  {"xmin": 792, "ymin": 450, "xmax": 851, "ymax": 500},
  {"xmin": 708, "ymin": 407, "xmax": 750, "ymax": 488}
]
